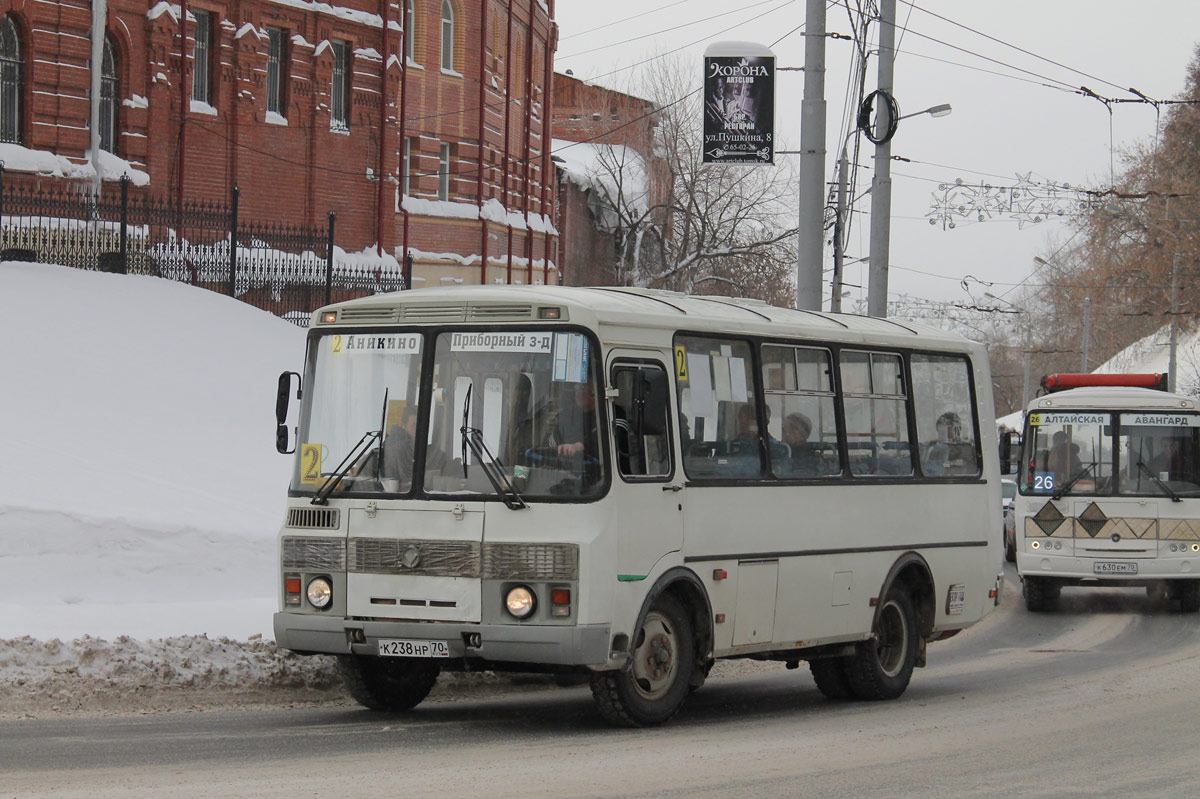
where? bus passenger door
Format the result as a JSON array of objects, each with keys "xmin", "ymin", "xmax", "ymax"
[{"xmin": 609, "ymin": 357, "xmax": 684, "ymax": 578}]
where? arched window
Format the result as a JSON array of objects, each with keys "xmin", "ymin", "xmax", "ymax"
[
  {"xmin": 0, "ymin": 15, "xmax": 23, "ymax": 144},
  {"xmin": 404, "ymin": 0, "xmax": 415, "ymax": 63},
  {"xmin": 440, "ymin": 1, "xmax": 454, "ymax": 71},
  {"xmin": 99, "ymin": 36, "xmax": 119, "ymax": 153}
]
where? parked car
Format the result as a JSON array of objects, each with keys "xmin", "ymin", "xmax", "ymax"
[{"xmin": 1001, "ymin": 478, "xmax": 1017, "ymax": 562}]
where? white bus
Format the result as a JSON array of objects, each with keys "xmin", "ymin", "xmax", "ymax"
[
  {"xmin": 1009, "ymin": 373, "xmax": 1200, "ymax": 612},
  {"xmin": 273, "ymin": 286, "xmax": 1004, "ymax": 726}
]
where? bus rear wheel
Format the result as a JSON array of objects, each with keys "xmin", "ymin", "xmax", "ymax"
[
  {"xmin": 809, "ymin": 656, "xmax": 854, "ymax": 700},
  {"xmin": 337, "ymin": 654, "xmax": 440, "ymax": 711},
  {"xmin": 845, "ymin": 588, "xmax": 918, "ymax": 701},
  {"xmin": 590, "ymin": 593, "xmax": 694, "ymax": 727},
  {"xmin": 1023, "ymin": 576, "xmax": 1060, "ymax": 612}
]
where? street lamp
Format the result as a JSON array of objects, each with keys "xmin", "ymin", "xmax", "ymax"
[{"xmin": 985, "ymin": 291, "xmax": 1032, "ymax": 411}]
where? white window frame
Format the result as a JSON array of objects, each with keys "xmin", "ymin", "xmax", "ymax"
[
  {"xmin": 438, "ymin": 142, "xmax": 450, "ymax": 200},
  {"xmin": 440, "ymin": 0, "xmax": 454, "ymax": 72}
]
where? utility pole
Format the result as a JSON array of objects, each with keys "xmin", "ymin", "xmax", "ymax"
[
  {"xmin": 1022, "ymin": 322, "xmax": 1032, "ymax": 410},
  {"xmin": 867, "ymin": 0, "xmax": 896, "ymax": 318},
  {"xmin": 1169, "ymin": 254, "xmax": 1178, "ymax": 393},
  {"xmin": 795, "ymin": 0, "xmax": 827, "ymax": 311},
  {"xmin": 1081, "ymin": 293, "xmax": 1091, "ymax": 372},
  {"xmin": 831, "ymin": 144, "xmax": 849, "ymax": 312}
]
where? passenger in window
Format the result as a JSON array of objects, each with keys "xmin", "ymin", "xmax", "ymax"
[
  {"xmin": 783, "ymin": 411, "xmax": 829, "ymax": 476},
  {"xmin": 1047, "ymin": 430, "xmax": 1081, "ymax": 483},
  {"xmin": 926, "ymin": 411, "xmax": 974, "ymax": 476},
  {"xmin": 783, "ymin": 412, "xmax": 812, "ymax": 446},
  {"xmin": 1148, "ymin": 438, "xmax": 1184, "ymax": 480}
]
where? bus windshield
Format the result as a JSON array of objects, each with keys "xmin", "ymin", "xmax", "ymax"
[
  {"xmin": 293, "ymin": 332, "xmax": 424, "ymax": 495},
  {"xmin": 1117, "ymin": 412, "xmax": 1200, "ymax": 495},
  {"xmin": 292, "ymin": 328, "xmax": 606, "ymax": 501},
  {"xmin": 423, "ymin": 330, "xmax": 606, "ymax": 501},
  {"xmin": 1021, "ymin": 412, "xmax": 1111, "ymax": 496},
  {"xmin": 1020, "ymin": 410, "xmax": 1200, "ymax": 497}
]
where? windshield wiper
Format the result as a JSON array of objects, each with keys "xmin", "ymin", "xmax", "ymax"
[
  {"xmin": 1052, "ymin": 461, "xmax": 1096, "ymax": 500},
  {"xmin": 312, "ymin": 390, "xmax": 388, "ymax": 506},
  {"xmin": 1136, "ymin": 461, "xmax": 1183, "ymax": 502},
  {"xmin": 459, "ymin": 385, "xmax": 526, "ymax": 510},
  {"xmin": 311, "ymin": 429, "xmax": 381, "ymax": 505}
]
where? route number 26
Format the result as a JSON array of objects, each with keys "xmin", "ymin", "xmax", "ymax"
[{"xmin": 1033, "ymin": 472, "xmax": 1055, "ymax": 492}]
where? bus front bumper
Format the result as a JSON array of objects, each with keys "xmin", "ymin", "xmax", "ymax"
[{"xmin": 274, "ymin": 612, "xmax": 612, "ymax": 666}]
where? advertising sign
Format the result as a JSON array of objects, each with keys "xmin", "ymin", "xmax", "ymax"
[{"xmin": 703, "ymin": 41, "xmax": 775, "ymax": 164}]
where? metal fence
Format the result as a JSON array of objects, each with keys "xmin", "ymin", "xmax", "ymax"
[{"xmin": 0, "ymin": 167, "xmax": 406, "ymax": 325}]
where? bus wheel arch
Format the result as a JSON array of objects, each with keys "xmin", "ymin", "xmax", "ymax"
[
  {"xmin": 590, "ymin": 568, "xmax": 712, "ymax": 726},
  {"xmin": 843, "ymin": 553, "xmax": 931, "ymax": 701},
  {"xmin": 878, "ymin": 553, "xmax": 936, "ymax": 647}
]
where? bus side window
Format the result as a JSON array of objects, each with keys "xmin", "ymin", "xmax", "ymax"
[{"xmin": 612, "ymin": 362, "xmax": 673, "ymax": 480}]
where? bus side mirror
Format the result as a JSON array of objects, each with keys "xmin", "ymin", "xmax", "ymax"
[
  {"xmin": 999, "ymin": 431, "xmax": 1013, "ymax": 475},
  {"xmin": 276, "ymin": 371, "xmax": 301, "ymax": 454}
]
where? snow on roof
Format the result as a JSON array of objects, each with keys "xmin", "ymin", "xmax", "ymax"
[
  {"xmin": 0, "ymin": 142, "xmax": 150, "ymax": 186},
  {"xmin": 552, "ymin": 138, "xmax": 649, "ymax": 216}
]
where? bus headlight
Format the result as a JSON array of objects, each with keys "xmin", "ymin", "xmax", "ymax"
[
  {"xmin": 505, "ymin": 586, "xmax": 536, "ymax": 619},
  {"xmin": 307, "ymin": 577, "xmax": 333, "ymax": 609}
]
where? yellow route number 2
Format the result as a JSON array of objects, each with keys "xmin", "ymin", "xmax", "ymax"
[
  {"xmin": 674, "ymin": 345, "xmax": 688, "ymax": 381},
  {"xmin": 300, "ymin": 443, "xmax": 322, "ymax": 484}
]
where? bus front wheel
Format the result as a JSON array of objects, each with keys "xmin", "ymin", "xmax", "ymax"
[
  {"xmin": 336, "ymin": 654, "xmax": 440, "ymax": 711},
  {"xmin": 845, "ymin": 588, "xmax": 918, "ymax": 701},
  {"xmin": 1023, "ymin": 576, "xmax": 1060, "ymax": 612},
  {"xmin": 590, "ymin": 593, "xmax": 694, "ymax": 727},
  {"xmin": 1171, "ymin": 580, "xmax": 1200, "ymax": 613}
]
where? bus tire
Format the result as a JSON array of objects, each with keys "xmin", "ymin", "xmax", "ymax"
[
  {"xmin": 845, "ymin": 588, "xmax": 918, "ymax": 701},
  {"xmin": 1023, "ymin": 576, "xmax": 1059, "ymax": 612},
  {"xmin": 1004, "ymin": 535, "xmax": 1016, "ymax": 563},
  {"xmin": 1146, "ymin": 582, "xmax": 1168, "ymax": 604},
  {"xmin": 589, "ymin": 593, "xmax": 694, "ymax": 727},
  {"xmin": 336, "ymin": 654, "xmax": 440, "ymax": 712},
  {"xmin": 809, "ymin": 656, "xmax": 855, "ymax": 700},
  {"xmin": 1174, "ymin": 580, "xmax": 1200, "ymax": 613}
]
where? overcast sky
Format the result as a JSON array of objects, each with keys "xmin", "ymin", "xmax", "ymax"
[{"xmin": 551, "ymin": 1, "xmax": 1200, "ymax": 311}]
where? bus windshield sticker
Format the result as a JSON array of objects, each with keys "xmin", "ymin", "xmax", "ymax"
[
  {"xmin": 687, "ymin": 353, "xmax": 717, "ymax": 417},
  {"xmin": 335, "ymin": 333, "xmax": 422, "ymax": 355},
  {"xmin": 1120, "ymin": 413, "xmax": 1200, "ymax": 427},
  {"xmin": 552, "ymin": 332, "xmax": 588, "ymax": 382},
  {"xmin": 450, "ymin": 332, "xmax": 551, "ymax": 353},
  {"xmin": 675, "ymin": 346, "xmax": 689, "ymax": 381},
  {"xmin": 729, "ymin": 357, "xmax": 748, "ymax": 402},
  {"xmin": 712, "ymin": 354, "xmax": 733, "ymax": 401},
  {"xmin": 1030, "ymin": 413, "xmax": 1108, "ymax": 426}
]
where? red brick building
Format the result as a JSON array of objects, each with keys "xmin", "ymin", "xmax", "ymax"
[
  {"xmin": 0, "ymin": 0, "xmax": 559, "ymax": 286},
  {"xmin": 549, "ymin": 72, "xmax": 665, "ymax": 287}
]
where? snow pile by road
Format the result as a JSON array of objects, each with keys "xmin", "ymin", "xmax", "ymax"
[{"xmin": 0, "ymin": 261, "xmax": 337, "ymax": 713}]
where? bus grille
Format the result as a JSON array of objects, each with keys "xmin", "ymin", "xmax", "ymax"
[
  {"xmin": 483, "ymin": 543, "xmax": 579, "ymax": 580},
  {"xmin": 467, "ymin": 304, "xmax": 534, "ymax": 320},
  {"xmin": 281, "ymin": 537, "xmax": 346, "ymax": 570},
  {"xmin": 343, "ymin": 540, "xmax": 579, "ymax": 580},
  {"xmin": 338, "ymin": 308, "xmax": 400, "ymax": 323},
  {"xmin": 286, "ymin": 507, "xmax": 340, "ymax": 530},
  {"xmin": 349, "ymin": 538, "xmax": 482, "ymax": 577}
]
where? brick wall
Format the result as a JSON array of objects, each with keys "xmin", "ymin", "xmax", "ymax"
[{"xmin": 1, "ymin": 0, "xmax": 562, "ymax": 285}]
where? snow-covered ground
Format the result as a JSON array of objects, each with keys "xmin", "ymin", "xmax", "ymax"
[{"xmin": 0, "ymin": 261, "xmax": 331, "ymax": 716}]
